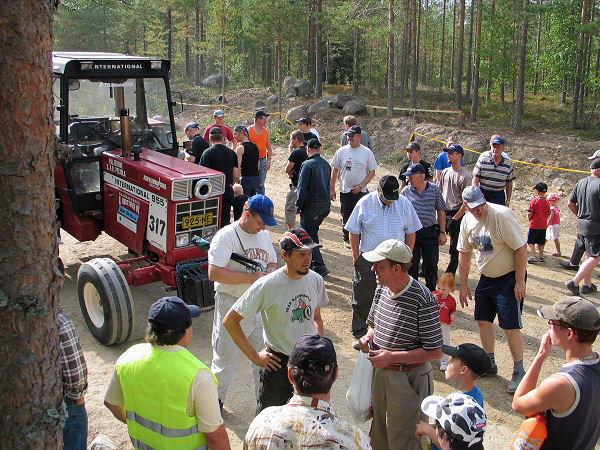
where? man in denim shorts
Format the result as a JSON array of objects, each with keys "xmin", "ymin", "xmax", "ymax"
[{"xmin": 457, "ymin": 186, "xmax": 527, "ymax": 394}]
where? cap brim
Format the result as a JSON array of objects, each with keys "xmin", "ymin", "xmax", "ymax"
[
  {"xmin": 186, "ymin": 304, "xmax": 202, "ymax": 318},
  {"xmin": 537, "ymin": 306, "xmax": 558, "ymax": 321},
  {"xmin": 441, "ymin": 344, "xmax": 460, "ymax": 357},
  {"xmin": 259, "ymin": 212, "xmax": 277, "ymax": 227},
  {"xmin": 362, "ymin": 249, "xmax": 388, "ymax": 262},
  {"xmin": 420, "ymin": 395, "xmax": 445, "ymax": 419},
  {"xmin": 381, "ymin": 191, "xmax": 399, "ymax": 202},
  {"xmin": 466, "ymin": 198, "xmax": 486, "ymax": 209}
]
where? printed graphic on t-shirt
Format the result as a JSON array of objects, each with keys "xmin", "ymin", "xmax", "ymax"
[
  {"xmin": 286, "ymin": 294, "xmax": 313, "ymax": 323},
  {"xmin": 344, "ymin": 159, "xmax": 353, "ymax": 171},
  {"xmin": 469, "ymin": 233, "xmax": 493, "ymax": 254},
  {"xmin": 244, "ymin": 248, "xmax": 270, "ymax": 272}
]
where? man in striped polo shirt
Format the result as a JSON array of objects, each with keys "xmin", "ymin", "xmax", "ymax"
[
  {"xmin": 359, "ymin": 239, "xmax": 443, "ymax": 450},
  {"xmin": 472, "ymin": 135, "xmax": 514, "ymax": 207},
  {"xmin": 401, "ymin": 163, "xmax": 448, "ymax": 291}
]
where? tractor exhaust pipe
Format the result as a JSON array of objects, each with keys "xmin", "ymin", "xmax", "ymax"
[{"xmin": 120, "ymin": 109, "xmax": 131, "ymax": 157}]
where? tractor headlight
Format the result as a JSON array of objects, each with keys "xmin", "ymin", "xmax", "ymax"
[{"xmin": 175, "ymin": 233, "xmax": 190, "ymax": 248}]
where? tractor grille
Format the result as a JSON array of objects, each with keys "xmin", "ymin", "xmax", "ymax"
[
  {"xmin": 171, "ymin": 174, "xmax": 225, "ymax": 201},
  {"xmin": 175, "ymin": 198, "xmax": 220, "ymax": 245},
  {"xmin": 172, "ymin": 180, "xmax": 189, "ymax": 200}
]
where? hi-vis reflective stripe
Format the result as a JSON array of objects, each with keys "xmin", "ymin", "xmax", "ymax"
[
  {"xmin": 126, "ymin": 410, "xmax": 204, "ymax": 439},
  {"xmin": 130, "ymin": 438, "xmax": 207, "ymax": 450}
]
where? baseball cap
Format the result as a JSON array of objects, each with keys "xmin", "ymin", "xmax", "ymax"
[
  {"xmin": 444, "ymin": 143, "xmax": 464, "ymax": 156},
  {"xmin": 462, "ymin": 186, "xmax": 486, "ymax": 208},
  {"xmin": 405, "ymin": 141, "xmax": 421, "ymax": 151},
  {"xmin": 538, "ymin": 296, "xmax": 600, "ymax": 330},
  {"xmin": 533, "ymin": 182, "xmax": 548, "ymax": 193},
  {"xmin": 402, "ymin": 163, "xmax": 426, "ymax": 178},
  {"xmin": 148, "ymin": 296, "xmax": 201, "ymax": 329},
  {"xmin": 296, "ymin": 117, "xmax": 310, "ymax": 125},
  {"xmin": 591, "ymin": 159, "xmax": 600, "ymax": 170},
  {"xmin": 247, "ymin": 194, "xmax": 277, "ymax": 226},
  {"xmin": 213, "ymin": 109, "xmax": 225, "ymax": 117},
  {"xmin": 421, "ymin": 393, "xmax": 486, "ymax": 446},
  {"xmin": 362, "ymin": 239, "xmax": 412, "ymax": 263},
  {"xmin": 184, "ymin": 122, "xmax": 199, "ymax": 132},
  {"xmin": 280, "ymin": 228, "xmax": 322, "ymax": 252},
  {"xmin": 255, "ymin": 110, "xmax": 269, "ymax": 119},
  {"xmin": 289, "ymin": 333, "xmax": 337, "ymax": 374},
  {"xmin": 307, "ymin": 138, "xmax": 321, "ymax": 149},
  {"xmin": 378, "ymin": 175, "xmax": 400, "ymax": 201},
  {"xmin": 234, "ymin": 125, "xmax": 249, "ymax": 134},
  {"xmin": 441, "ymin": 343, "xmax": 491, "ymax": 376},
  {"xmin": 345, "ymin": 125, "xmax": 361, "ymax": 136},
  {"xmin": 587, "ymin": 150, "xmax": 600, "ymax": 160},
  {"xmin": 491, "ymin": 136, "xmax": 505, "ymax": 145}
]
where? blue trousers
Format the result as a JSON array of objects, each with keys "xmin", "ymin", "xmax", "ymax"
[
  {"xmin": 300, "ymin": 203, "xmax": 330, "ymax": 272},
  {"xmin": 257, "ymin": 157, "xmax": 267, "ymax": 195},
  {"xmin": 63, "ymin": 399, "xmax": 87, "ymax": 450}
]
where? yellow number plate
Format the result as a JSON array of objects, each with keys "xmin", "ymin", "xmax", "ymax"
[{"xmin": 182, "ymin": 213, "xmax": 213, "ymax": 229}]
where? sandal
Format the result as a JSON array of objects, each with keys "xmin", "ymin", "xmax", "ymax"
[{"xmin": 552, "ymin": 252, "xmax": 561, "ymax": 257}]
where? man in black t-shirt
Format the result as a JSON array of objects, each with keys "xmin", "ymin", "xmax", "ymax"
[
  {"xmin": 200, "ymin": 127, "xmax": 239, "ymax": 226},
  {"xmin": 296, "ymin": 118, "xmax": 318, "ymax": 144},
  {"xmin": 285, "ymin": 130, "xmax": 308, "ymax": 229},
  {"xmin": 184, "ymin": 122, "xmax": 210, "ymax": 164},
  {"xmin": 398, "ymin": 141, "xmax": 433, "ymax": 189}
]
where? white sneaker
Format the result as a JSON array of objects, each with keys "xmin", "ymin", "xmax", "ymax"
[{"xmin": 440, "ymin": 360, "xmax": 448, "ymax": 371}]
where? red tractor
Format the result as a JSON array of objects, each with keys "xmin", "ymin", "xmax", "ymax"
[{"xmin": 53, "ymin": 52, "xmax": 224, "ymax": 345}]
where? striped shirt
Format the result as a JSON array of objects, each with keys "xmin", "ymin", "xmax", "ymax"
[
  {"xmin": 472, "ymin": 151, "xmax": 515, "ymax": 192},
  {"xmin": 401, "ymin": 182, "xmax": 447, "ymax": 228},
  {"xmin": 367, "ymin": 279, "xmax": 443, "ymax": 353},
  {"xmin": 344, "ymin": 192, "xmax": 422, "ymax": 253}
]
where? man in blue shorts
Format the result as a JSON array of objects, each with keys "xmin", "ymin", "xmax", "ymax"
[{"xmin": 457, "ymin": 186, "xmax": 527, "ymax": 394}]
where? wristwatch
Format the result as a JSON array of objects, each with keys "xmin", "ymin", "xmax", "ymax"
[{"xmin": 359, "ymin": 183, "xmax": 364, "ymax": 189}]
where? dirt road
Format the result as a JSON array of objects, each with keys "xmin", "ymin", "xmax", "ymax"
[{"xmin": 58, "ymin": 143, "xmax": 596, "ymax": 449}]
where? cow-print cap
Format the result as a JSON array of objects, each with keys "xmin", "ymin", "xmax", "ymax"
[{"xmin": 421, "ymin": 393, "xmax": 486, "ymax": 446}]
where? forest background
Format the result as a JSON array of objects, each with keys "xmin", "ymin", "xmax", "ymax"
[{"xmin": 54, "ymin": 0, "xmax": 600, "ymax": 136}]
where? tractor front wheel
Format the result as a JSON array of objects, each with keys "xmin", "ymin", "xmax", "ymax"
[{"xmin": 77, "ymin": 258, "xmax": 134, "ymax": 345}]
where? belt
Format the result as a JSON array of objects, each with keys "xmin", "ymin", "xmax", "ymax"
[{"xmin": 383, "ymin": 362, "xmax": 425, "ymax": 372}]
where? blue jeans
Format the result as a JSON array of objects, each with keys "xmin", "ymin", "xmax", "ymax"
[
  {"xmin": 240, "ymin": 175, "xmax": 260, "ymax": 197},
  {"xmin": 480, "ymin": 188, "xmax": 505, "ymax": 206},
  {"xmin": 257, "ymin": 157, "xmax": 267, "ymax": 195},
  {"xmin": 63, "ymin": 399, "xmax": 88, "ymax": 450},
  {"xmin": 300, "ymin": 203, "xmax": 330, "ymax": 272}
]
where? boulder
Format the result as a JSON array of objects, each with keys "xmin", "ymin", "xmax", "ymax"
[
  {"xmin": 328, "ymin": 93, "xmax": 353, "ymax": 109},
  {"xmin": 343, "ymin": 99, "xmax": 367, "ymax": 115},
  {"xmin": 294, "ymin": 78, "xmax": 313, "ymax": 97},
  {"xmin": 283, "ymin": 76, "xmax": 296, "ymax": 91},
  {"xmin": 286, "ymin": 105, "xmax": 310, "ymax": 122},
  {"xmin": 285, "ymin": 86, "xmax": 297, "ymax": 97},
  {"xmin": 254, "ymin": 99, "xmax": 265, "ymax": 108},
  {"xmin": 308, "ymin": 99, "xmax": 330, "ymax": 114},
  {"xmin": 202, "ymin": 74, "xmax": 224, "ymax": 87},
  {"xmin": 89, "ymin": 434, "xmax": 118, "ymax": 450},
  {"xmin": 552, "ymin": 178, "xmax": 568, "ymax": 187},
  {"xmin": 267, "ymin": 95, "xmax": 279, "ymax": 104},
  {"xmin": 285, "ymin": 93, "xmax": 296, "ymax": 100}
]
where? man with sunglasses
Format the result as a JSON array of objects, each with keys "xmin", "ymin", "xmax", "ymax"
[
  {"xmin": 208, "ymin": 194, "xmax": 278, "ymax": 410},
  {"xmin": 513, "ymin": 297, "xmax": 600, "ymax": 450}
]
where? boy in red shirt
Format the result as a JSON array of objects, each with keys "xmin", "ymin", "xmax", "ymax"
[
  {"xmin": 527, "ymin": 182, "xmax": 550, "ymax": 263},
  {"xmin": 432, "ymin": 273, "xmax": 457, "ymax": 370}
]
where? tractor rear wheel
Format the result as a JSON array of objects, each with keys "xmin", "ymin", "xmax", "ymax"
[{"xmin": 77, "ymin": 258, "xmax": 134, "ymax": 345}]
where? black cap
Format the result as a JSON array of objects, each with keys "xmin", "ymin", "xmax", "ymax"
[
  {"xmin": 289, "ymin": 334, "xmax": 337, "ymax": 374},
  {"xmin": 405, "ymin": 141, "xmax": 421, "ymax": 151},
  {"xmin": 441, "ymin": 343, "xmax": 491, "ymax": 376},
  {"xmin": 378, "ymin": 175, "xmax": 400, "ymax": 201},
  {"xmin": 591, "ymin": 158, "xmax": 600, "ymax": 170},
  {"xmin": 280, "ymin": 228, "xmax": 322, "ymax": 251},
  {"xmin": 533, "ymin": 182, "xmax": 548, "ymax": 193},
  {"xmin": 255, "ymin": 110, "xmax": 269, "ymax": 119},
  {"xmin": 307, "ymin": 138, "xmax": 321, "ymax": 149},
  {"xmin": 345, "ymin": 125, "xmax": 361, "ymax": 136},
  {"xmin": 234, "ymin": 125, "xmax": 249, "ymax": 135},
  {"xmin": 148, "ymin": 296, "xmax": 201, "ymax": 329},
  {"xmin": 296, "ymin": 117, "xmax": 310, "ymax": 125}
]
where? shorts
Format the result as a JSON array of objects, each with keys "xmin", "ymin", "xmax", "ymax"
[
  {"xmin": 527, "ymin": 228, "xmax": 546, "ymax": 245},
  {"xmin": 582, "ymin": 235, "xmax": 600, "ymax": 257},
  {"xmin": 474, "ymin": 271, "xmax": 524, "ymax": 330},
  {"xmin": 546, "ymin": 224, "xmax": 560, "ymax": 241}
]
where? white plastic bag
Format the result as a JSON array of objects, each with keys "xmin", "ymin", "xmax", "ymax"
[{"xmin": 345, "ymin": 351, "xmax": 374, "ymax": 424}]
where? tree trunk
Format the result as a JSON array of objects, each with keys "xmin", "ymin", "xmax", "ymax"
[
  {"xmin": 450, "ymin": 0, "xmax": 456, "ymax": 90},
  {"xmin": 167, "ymin": 8, "xmax": 172, "ymax": 67},
  {"xmin": 200, "ymin": 7, "xmax": 206, "ymax": 79},
  {"xmin": 422, "ymin": 0, "xmax": 429, "ymax": 84},
  {"xmin": 220, "ymin": 1, "xmax": 225, "ymax": 102},
  {"xmin": 533, "ymin": 0, "xmax": 543, "ymax": 95},
  {"xmin": 513, "ymin": 0, "xmax": 529, "ymax": 131},
  {"xmin": 410, "ymin": 0, "xmax": 418, "ymax": 108},
  {"xmin": 440, "ymin": 0, "xmax": 447, "ymax": 91},
  {"xmin": 308, "ymin": 0, "xmax": 316, "ymax": 86},
  {"xmin": 353, "ymin": 26, "xmax": 360, "ymax": 96},
  {"xmin": 277, "ymin": 36, "xmax": 282, "ymax": 115},
  {"xmin": 185, "ymin": 35, "xmax": 191, "ymax": 79},
  {"xmin": 194, "ymin": 2, "xmax": 201, "ymax": 86},
  {"xmin": 0, "ymin": 1, "xmax": 63, "ymax": 447},
  {"xmin": 315, "ymin": 0, "xmax": 323, "ymax": 97},
  {"xmin": 465, "ymin": 0, "xmax": 475, "ymax": 100},
  {"xmin": 454, "ymin": 0, "xmax": 465, "ymax": 109},
  {"xmin": 470, "ymin": 0, "xmax": 482, "ymax": 122},
  {"xmin": 387, "ymin": 0, "xmax": 395, "ymax": 117},
  {"xmin": 571, "ymin": 0, "xmax": 589, "ymax": 128},
  {"xmin": 325, "ymin": 32, "xmax": 330, "ymax": 84}
]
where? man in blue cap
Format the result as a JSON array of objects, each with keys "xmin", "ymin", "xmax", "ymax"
[
  {"xmin": 208, "ymin": 194, "xmax": 278, "ymax": 410},
  {"xmin": 104, "ymin": 296, "xmax": 230, "ymax": 449}
]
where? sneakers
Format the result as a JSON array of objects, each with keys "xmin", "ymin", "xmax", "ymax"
[
  {"xmin": 352, "ymin": 340, "xmax": 361, "ymax": 350},
  {"xmin": 508, "ymin": 370, "xmax": 526, "ymax": 394},
  {"xmin": 527, "ymin": 256, "xmax": 539, "ymax": 264},
  {"xmin": 581, "ymin": 283, "xmax": 597, "ymax": 294},
  {"xmin": 559, "ymin": 261, "xmax": 580, "ymax": 271},
  {"xmin": 481, "ymin": 363, "xmax": 498, "ymax": 377},
  {"xmin": 565, "ymin": 280, "xmax": 580, "ymax": 296},
  {"xmin": 440, "ymin": 360, "xmax": 448, "ymax": 371},
  {"xmin": 343, "ymin": 240, "xmax": 351, "ymax": 249}
]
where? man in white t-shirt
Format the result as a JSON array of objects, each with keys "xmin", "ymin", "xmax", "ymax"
[
  {"xmin": 330, "ymin": 125, "xmax": 377, "ymax": 247},
  {"xmin": 223, "ymin": 228, "xmax": 329, "ymax": 414},
  {"xmin": 208, "ymin": 194, "xmax": 278, "ymax": 409}
]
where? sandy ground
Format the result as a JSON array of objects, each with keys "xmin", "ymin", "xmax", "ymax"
[{"xmin": 58, "ymin": 143, "xmax": 600, "ymax": 449}]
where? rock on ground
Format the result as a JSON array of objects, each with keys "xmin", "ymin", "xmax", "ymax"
[
  {"xmin": 308, "ymin": 99, "xmax": 330, "ymax": 114},
  {"xmin": 294, "ymin": 78, "xmax": 313, "ymax": 97},
  {"xmin": 202, "ymin": 74, "xmax": 225, "ymax": 87},
  {"xmin": 286, "ymin": 105, "xmax": 310, "ymax": 122},
  {"xmin": 343, "ymin": 99, "xmax": 366, "ymax": 115}
]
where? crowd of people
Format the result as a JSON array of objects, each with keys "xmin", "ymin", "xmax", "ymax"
[{"xmin": 57, "ymin": 111, "xmax": 600, "ymax": 450}]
